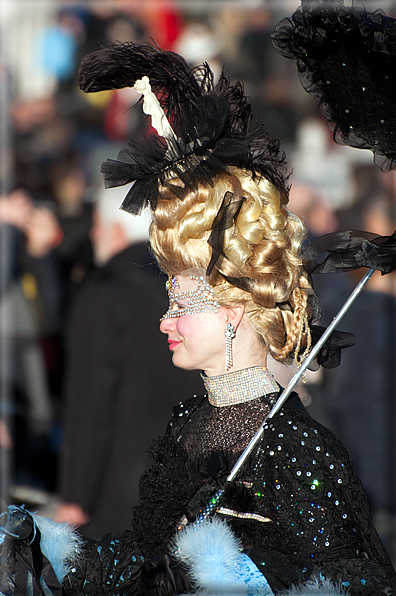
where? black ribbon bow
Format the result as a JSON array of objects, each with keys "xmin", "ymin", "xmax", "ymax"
[
  {"xmin": 0, "ymin": 505, "xmax": 62, "ymax": 596},
  {"xmin": 206, "ymin": 191, "xmax": 245, "ymax": 275},
  {"xmin": 302, "ymin": 230, "xmax": 396, "ymax": 275}
]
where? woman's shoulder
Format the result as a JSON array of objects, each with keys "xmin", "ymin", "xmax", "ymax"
[
  {"xmin": 165, "ymin": 393, "xmax": 207, "ymax": 437},
  {"xmin": 256, "ymin": 391, "xmax": 356, "ymax": 480},
  {"xmin": 272, "ymin": 391, "xmax": 346, "ymax": 447}
]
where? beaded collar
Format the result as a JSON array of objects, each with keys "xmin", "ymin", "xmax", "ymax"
[{"xmin": 201, "ymin": 366, "xmax": 279, "ymax": 408}]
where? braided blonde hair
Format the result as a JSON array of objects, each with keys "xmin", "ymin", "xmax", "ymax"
[{"xmin": 149, "ymin": 168, "xmax": 313, "ymax": 363}]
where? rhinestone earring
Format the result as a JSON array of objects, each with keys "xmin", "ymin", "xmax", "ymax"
[{"xmin": 225, "ymin": 322, "xmax": 236, "ymax": 371}]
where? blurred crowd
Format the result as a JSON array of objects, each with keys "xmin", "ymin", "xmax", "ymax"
[{"xmin": 1, "ymin": 0, "xmax": 396, "ymax": 557}]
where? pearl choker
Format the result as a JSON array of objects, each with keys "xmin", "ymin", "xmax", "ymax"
[{"xmin": 201, "ymin": 367, "xmax": 279, "ymax": 408}]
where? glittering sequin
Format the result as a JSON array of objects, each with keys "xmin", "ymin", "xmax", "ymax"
[
  {"xmin": 218, "ymin": 507, "xmax": 272, "ymax": 523},
  {"xmin": 161, "ymin": 378, "xmax": 396, "ymax": 594}
]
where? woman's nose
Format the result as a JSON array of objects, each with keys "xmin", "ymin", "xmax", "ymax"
[{"xmin": 159, "ymin": 316, "xmax": 175, "ymax": 334}]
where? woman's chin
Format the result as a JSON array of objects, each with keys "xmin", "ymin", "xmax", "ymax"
[
  {"xmin": 171, "ymin": 354, "xmax": 197, "ymax": 371},
  {"xmin": 171, "ymin": 354, "xmax": 186, "ymax": 369}
]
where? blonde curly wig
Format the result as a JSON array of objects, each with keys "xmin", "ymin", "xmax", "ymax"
[{"xmin": 149, "ymin": 168, "xmax": 314, "ymax": 363}]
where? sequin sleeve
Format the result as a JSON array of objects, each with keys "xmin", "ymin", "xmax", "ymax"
[
  {"xmin": 235, "ymin": 395, "xmax": 396, "ymax": 593},
  {"xmin": 251, "ymin": 418, "xmax": 362, "ymax": 553},
  {"xmin": 62, "ymin": 530, "xmax": 144, "ymax": 596}
]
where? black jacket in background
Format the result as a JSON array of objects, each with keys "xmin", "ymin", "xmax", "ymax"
[{"xmin": 58, "ymin": 243, "xmax": 203, "ymax": 537}]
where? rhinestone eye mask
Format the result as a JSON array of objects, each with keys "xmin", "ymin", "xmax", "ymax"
[{"xmin": 160, "ymin": 273, "xmax": 220, "ymax": 321}]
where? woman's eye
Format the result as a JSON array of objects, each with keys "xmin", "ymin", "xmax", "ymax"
[{"xmin": 170, "ymin": 302, "xmax": 186, "ymax": 312}]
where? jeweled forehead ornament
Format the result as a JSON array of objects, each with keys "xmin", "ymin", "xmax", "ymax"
[{"xmin": 160, "ymin": 272, "xmax": 220, "ymax": 321}]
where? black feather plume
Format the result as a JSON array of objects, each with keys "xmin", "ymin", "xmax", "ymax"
[
  {"xmin": 80, "ymin": 42, "xmax": 289, "ymax": 215},
  {"xmin": 272, "ymin": 0, "xmax": 396, "ymax": 172},
  {"xmin": 79, "ymin": 42, "xmax": 203, "ymax": 131}
]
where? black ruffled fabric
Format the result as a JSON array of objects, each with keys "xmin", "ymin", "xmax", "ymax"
[
  {"xmin": 302, "ymin": 230, "xmax": 396, "ymax": 275},
  {"xmin": 79, "ymin": 43, "xmax": 289, "ymax": 215},
  {"xmin": 162, "ymin": 393, "xmax": 396, "ymax": 594},
  {"xmin": 132, "ymin": 435, "xmax": 204, "ymax": 558},
  {"xmin": 310, "ymin": 324, "xmax": 355, "ymax": 369},
  {"xmin": 63, "ymin": 529, "xmax": 143, "ymax": 596},
  {"xmin": 301, "ymin": 229, "xmax": 396, "ymax": 367},
  {"xmin": 272, "ymin": 0, "xmax": 396, "ymax": 171},
  {"xmin": 63, "ymin": 390, "xmax": 396, "ymax": 595},
  {"xmin": 0, "ymin": 505, "xmax": 62, "ymax": 596},
  {"xmin": 139, "ymin": 554, "xmax": 193, "ymax": 596}
]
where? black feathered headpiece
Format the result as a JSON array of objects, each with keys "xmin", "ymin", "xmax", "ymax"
[
  {"xmin": 272, "ymin": 0, "xmax": 396, "ymax": 172},
  {"xmin": 79, "ymin": 42, "xmax": 289, "ymax": 215},
  {"xmin": 79, "ymin": 40, "xmax": 396, "ymax": 370}
]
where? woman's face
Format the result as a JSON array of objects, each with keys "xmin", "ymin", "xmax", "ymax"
[{"xmin": 159, "ymin": 273, "xmax": 229, "ymax": 376}]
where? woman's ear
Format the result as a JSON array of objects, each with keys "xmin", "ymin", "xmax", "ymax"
[{"xmin": 225, "ymin": 304, "xmax": 245, "ymax": 330}]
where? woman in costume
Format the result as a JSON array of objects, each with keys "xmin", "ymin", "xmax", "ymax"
[{"xmin": 3, "ymin": 2, "xmax": 396, "ymax": 594}]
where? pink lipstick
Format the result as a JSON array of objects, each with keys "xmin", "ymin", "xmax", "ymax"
[{"xmin": 168, "ymin": 340, "xmax": 182, "ymax": 350}]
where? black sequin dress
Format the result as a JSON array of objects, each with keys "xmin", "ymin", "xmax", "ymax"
[{"xmin": 63, "ymin": 385, "xmax": 396, "ymax": 595}]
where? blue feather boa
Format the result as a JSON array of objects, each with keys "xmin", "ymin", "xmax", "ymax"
[
  {"xmin": 33, "ymin": 514, "xmax": 83, "ymax": 585},
  {"xmin": 174, "ymin": 519, "xmax": 346, "ymax": 596}
]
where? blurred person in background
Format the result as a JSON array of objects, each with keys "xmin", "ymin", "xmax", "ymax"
[
  {"xmin": 0, "ymin": 188, "xmax": 64, "ymax": 500},
  {"xmin": 324, "ymin": 175, "xmax": 396, "ymax": 560},
  {"xmin": 49, "ymin": 153, "xmax": 95, "ymax": 302},
  {"xmin": 56, "ymin": 186, "xmax": 202, "ymax": 538},
  {"xmin": 287, "ymin": 170, "xmax": 396, "ymax": 548},
  {"xmin": 0, "ymin": 0, "xmax": 194, "ymax": 518}
]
